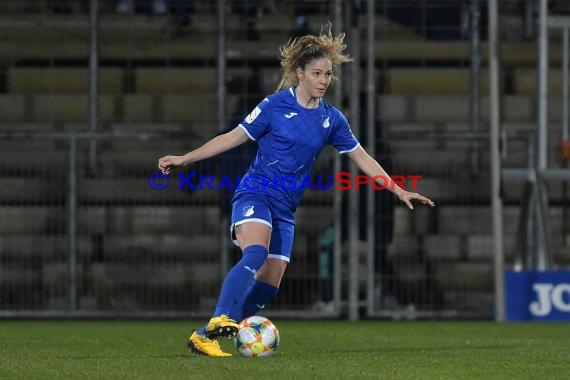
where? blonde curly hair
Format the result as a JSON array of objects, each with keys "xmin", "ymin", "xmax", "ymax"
[{"xmin": 276, "ymin": 22, "xmax": 352, "ymax": 91}]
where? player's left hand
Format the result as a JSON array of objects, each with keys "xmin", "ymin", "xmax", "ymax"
[
  {"xmin": 396, "ymin": 190, "xmax": 435, "ymax": 210},
  {"xmin": 158, "ymin": 155, "xmax": 185, "ymax": 175}
]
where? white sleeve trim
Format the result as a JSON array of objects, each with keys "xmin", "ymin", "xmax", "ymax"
[
  {"xmin": 238, "ymin": 124, "xmax": 256, "ymax": 141},
  {"xmin": 338, "ymin": 143, "xmax": 360, "ymax": 154}
]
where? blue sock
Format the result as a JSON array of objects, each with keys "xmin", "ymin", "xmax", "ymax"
[
  {"xmin": 232, "ymin": 279, "xmax": 279, "ymax": 322},
  {"xmin": 197, "ymin": 245, "xmax": 267, "ymax": 335}
]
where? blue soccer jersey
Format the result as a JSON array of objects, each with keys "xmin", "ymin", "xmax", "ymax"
[{"xmin": 236, "ymin": 87, "xmax": 360, "ymax": 209}]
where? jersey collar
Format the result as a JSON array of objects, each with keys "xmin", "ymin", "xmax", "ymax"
[{"xmin": 289, "ymin": 86, "xmax": 323, "ymax": 111}]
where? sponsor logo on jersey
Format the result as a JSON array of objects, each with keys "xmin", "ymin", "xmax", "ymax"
[
  {"xmin": 245, "ymin": 107, "xmax": 261, "ymax": 124},
  {"xmin": 284, "ymin": 112, "xmax": 298, "ymax": 119},
  {"xmin": 322, "ymin": 116, "xmax": 330, "ymax": 129}
]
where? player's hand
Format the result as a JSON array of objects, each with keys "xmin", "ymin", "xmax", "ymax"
[
  {"xmin": 396, "ymin": 189, "xmax": 435, "ymax": 210},
  {"xmin": 158, "ymin": 155, "xmax": 185, "ymax": 175}
]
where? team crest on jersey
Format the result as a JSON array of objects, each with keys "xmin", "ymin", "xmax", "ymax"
[
  {"xmin": 243, "ymin": 206, "xmax": 255, "ymax": 217},
  {"xmin": 322, "ymin": 116, "xmax": 330, "ymax": 129}
]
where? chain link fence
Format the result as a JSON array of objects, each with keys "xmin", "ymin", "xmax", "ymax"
[{"xmin": 1, "ymin": 0, "xmax": 566, "ymax": 319}]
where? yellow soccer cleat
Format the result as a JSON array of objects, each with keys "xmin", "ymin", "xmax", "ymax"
[
  {"xmin": 187, "ymin": 330, "xmax": 232, "ymax": 357},
  {"xmin": 205, "ymin": 314, "xmax": 239, "ymax": 339}
]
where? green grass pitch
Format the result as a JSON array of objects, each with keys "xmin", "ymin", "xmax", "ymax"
[{"xmin": 0, "ymin": 320, "xmax": 568, "ymax": 379}]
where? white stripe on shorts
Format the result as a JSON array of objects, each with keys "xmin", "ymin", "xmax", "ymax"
[
  {"xmin": 267, "ymin": 254, "xmax": 290, "ymax": 263},
  {"xmin": 234, "ymin": 218, "xmax": 272, "ymax": 229}
]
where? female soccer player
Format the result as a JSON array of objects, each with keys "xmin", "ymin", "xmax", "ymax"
[{"xmin": 158, "ymin": 24, "xmax": 435, "ymax": 357}]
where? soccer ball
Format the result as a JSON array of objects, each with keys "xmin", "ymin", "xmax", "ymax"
[{"xmin": 235, "ymin": 316, "xmax": 280, "ymax": 357}]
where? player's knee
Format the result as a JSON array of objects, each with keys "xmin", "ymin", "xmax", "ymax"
[
  {"xmin": 241, "ymin": 245, "xmax": 269, "ymax": 270},
  {"xmin": 255, "ymin": 259, "xmax": 287, "ymax": 287},
  {"xmin": 255, "ymin": 273, "xmax": 280, "ymax": 288}
]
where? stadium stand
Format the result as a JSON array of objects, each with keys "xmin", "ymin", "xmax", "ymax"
[{"xmin": 0, "ymin": 1, "xmax": 567, "ymax": 317}]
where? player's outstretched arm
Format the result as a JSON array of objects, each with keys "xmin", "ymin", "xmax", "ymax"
[
  {"xmin": 158, "ymin": 126, "xmax": 249, "ymax": 174},
  {"xmin": 347, "ymin": 146, "xmax": 435, "ymax": 210}
]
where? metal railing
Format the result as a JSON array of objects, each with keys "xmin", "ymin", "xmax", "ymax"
[
  {"xmin": 0, "ymin": 125, "xmax": 542, "ymax": 320},
  {"xmin": 2, "ymin": 0, "xmax": 565, "ymax": 321}
]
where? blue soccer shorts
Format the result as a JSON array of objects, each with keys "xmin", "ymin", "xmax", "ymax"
[{"xmin": 230, "ymin": 193, "xmax": 295, "ymax": 262}]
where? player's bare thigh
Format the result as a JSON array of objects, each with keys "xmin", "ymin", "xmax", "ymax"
[{"xmin": 234, "ymin": 221, "xmax": 271, "ymax": 249}]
